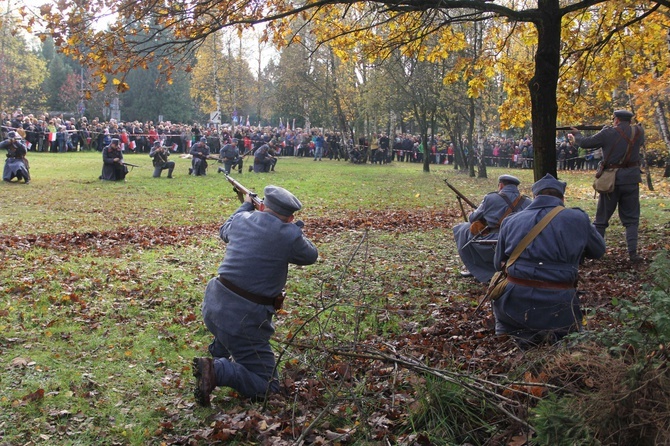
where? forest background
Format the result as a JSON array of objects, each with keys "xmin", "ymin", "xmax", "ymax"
[{"xmin": 1, "ymin": 0, "xmax": 669, "ymax": 181}]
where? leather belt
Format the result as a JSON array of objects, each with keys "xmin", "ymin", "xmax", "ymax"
[
  {"xmin": 218, "ymin": 275, "xmax": 277, "ymax": 306},
  {"xmin": 507, "ymin": 275, "xmax": 575, "ymax": 290}
]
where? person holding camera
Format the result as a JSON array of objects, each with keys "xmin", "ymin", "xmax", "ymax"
[
  {"xmin": 149, "ymin": 140, "xmax": 175, "ymax": 178},
  {"xmin": 1, "ymin": 131, "xmax": 30, "ymax": 184},
  {"xmin": 193, "ymin": 185, "xmax": 318, "ymax": 405}
]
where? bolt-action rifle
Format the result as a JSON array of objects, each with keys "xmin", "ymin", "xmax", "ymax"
[
  {"xmin": 122, "ymin": 162, "xmax": 140, "ymax": 168},
  {"xmin": 557, "ymin": 124, "xmax": 654, "ymax": 190},
  {"xmin": 555, "ymin": 125, "xmax": 605, "ymax": 131},
  {"xmin": 225, "ymin": 174, "xmax": 263, "ymax": 210},
  {"xmin": 444, "ymin": 179, "xmax": 477, "ymax": 222}
]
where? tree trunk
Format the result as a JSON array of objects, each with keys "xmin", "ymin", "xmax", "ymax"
[
  {"xmin": 530, "ymin": 1, "xmax": 561, "ymax": 182},
  {"xmin": 654, "ymin": 100, "xmax": 670, "ymax": 178},
  {"xmin": 329, "ymin": 50, "xmax": 351, "ymax": 145},
  {"xmin": 467, "ymin": 97, "xmax": 476, "ymax": 177},
  {"xmin": 476, "ymin": 100, "xmax": 487, "ymax": 178}
]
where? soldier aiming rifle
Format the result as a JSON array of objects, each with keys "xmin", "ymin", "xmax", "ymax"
[
  {"xmin": 557, "ymin": 123, "xmax": 653, "ymax": 191},
  {"xmin": 451, "ymin": 175, "xmax": 531, "ymax": 282},
  {"xmin": 149, "ymin": 140, "xmax": 175, "ymax": 178},
  {"xmin": 193, "ymin": 184, "xmax": 317, "ymax": 404}
]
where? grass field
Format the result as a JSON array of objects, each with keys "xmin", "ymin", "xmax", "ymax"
[{"xmin": 1, "ymin": 151, "xmax": 668, "ymax": 445}]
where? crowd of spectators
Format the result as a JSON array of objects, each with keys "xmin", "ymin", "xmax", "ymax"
[{"xmin": 2, "ymin": 108, "xmax": 664, "ymax": 169}]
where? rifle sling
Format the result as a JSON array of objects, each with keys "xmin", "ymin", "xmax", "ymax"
[{"xmin": 495, "ymin": 193, "xmax": 525, "ymax": 228}]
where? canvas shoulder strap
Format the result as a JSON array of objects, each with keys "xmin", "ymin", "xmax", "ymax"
[{"xmin": 506, "ymin": 206, "xmax": 565, "ymax": 268}]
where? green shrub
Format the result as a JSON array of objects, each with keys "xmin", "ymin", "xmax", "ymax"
[{"xmin": 406, "ymin": 376, "xmax": 493, "ymax": 445}]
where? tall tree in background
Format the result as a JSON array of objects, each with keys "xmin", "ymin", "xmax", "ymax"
[
  {"xmin": 57, "ymin": 72, "xmax": 81, "ymax": 114},
  {"xmin": 21, "ymin": 0, "xmax": 670, "ymax": 175},
  {"xmin": 190, "ymin": 31, "xmax": 255, "ymax": 125},
  {"xmin": 42, "ymin": 54, "xmax": 72, "ymax": 112},
  {"xmin": 121, "ymin": 67, "xmax": 195, "ymax": 123},
  {"xmin": 0, "ymin": 9, "xmax": 46, "ymax": 111}
]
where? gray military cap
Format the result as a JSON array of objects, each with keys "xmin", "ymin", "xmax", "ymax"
[
  {"xmin": 532, "ymin": 173, "xmax": 566, "ymax": 196},
  {"xmin": 498, "ymin": 174, "xmax": 521, "ymax": 185},
  {"xmin": 263, "ymin": 185, "xmax": 302, "ymax": 216},
  {"xmin": 613, "ymin": 110, "xmax": 634, "ymax": 121}
]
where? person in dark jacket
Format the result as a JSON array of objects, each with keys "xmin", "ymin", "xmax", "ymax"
[
  {"xmin": 100, "ymin": 138, "xmax": 127, "ymax": 181},
  {"xmin": 218, "ymin": 138, "xmax": 244, "ymax": 174},
  {"xmin": 149, "ymin": 141, "xmax": 175, "ymax": 178},
  {"xmin": 190, "ymin": 137, "xmax": 210, "ymax": 176},
  {"xmin": 253, "ymin": 143, "xmax": 277, "ymax": 173},
  {"xmin": 1, "ymin": 131, "xmax": 30, "ymax": 183}
]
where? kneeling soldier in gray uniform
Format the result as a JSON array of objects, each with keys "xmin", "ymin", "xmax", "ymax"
[
  {"xmin": 193, "ymin": 185, "xmax": 318, "ymax": 404},
  {"xmin": 149, "ymin": 141, "xmax": 175, "ymax": 178},
  {"xmin": 492, "ymin": 174, "xmax": 606, "ymax": 348},
  {"xmin": 453, "ymin": 175, "xmax": 531, "ymax": 282}
]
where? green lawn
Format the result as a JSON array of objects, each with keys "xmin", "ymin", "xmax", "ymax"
[{"xmin": 1, "ymin": 152, "xmax": 668, "ymax": 445}]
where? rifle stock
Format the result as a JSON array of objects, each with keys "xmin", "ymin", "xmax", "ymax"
[{"xmin": 225, "ymin": 174, "xmax": 263, "ymax": 210}]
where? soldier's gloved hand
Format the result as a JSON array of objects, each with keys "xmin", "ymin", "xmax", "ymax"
[{"xmin": 294, "ymin": 220, "xmax": 304, "ymax": 228}]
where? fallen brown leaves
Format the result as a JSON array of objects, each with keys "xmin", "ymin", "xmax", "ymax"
[
  {"xmin": 0, "ymin": 209, "xmax": 459, "ymax": 253},
  {"xmin": 1, "ymin": 209, "xmax": 665, "ymax": 445}
]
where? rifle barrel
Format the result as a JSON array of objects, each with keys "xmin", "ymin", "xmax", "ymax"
[
  {"xmin": 225, "ymin": 174, "xmax": 263, "ymax": 209},
  {"xmin": 556, "ymin": 125, "xmax": 605, "ymax": 131},
  {"xmin": 471, "ymin": 239, "xmax": 497, "ymax": 245},
  {"xmin": 443, "ymin": 179, "xmax": 478, "ymax": 209}
]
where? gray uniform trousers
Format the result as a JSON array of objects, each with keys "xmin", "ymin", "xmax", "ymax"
[{"xmin": 202, "ymin": 278, "xmax": 279, "ymax": 398}]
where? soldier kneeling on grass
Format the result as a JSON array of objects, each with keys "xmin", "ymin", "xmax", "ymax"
[{"xmin": 193, "ymin": 185, "xmax": 318, "ymax": 404}]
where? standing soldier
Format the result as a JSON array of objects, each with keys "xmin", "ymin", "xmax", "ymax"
[{"xmin": 569, "ymin": 110, "xmax": 645, "ymax": 262}]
